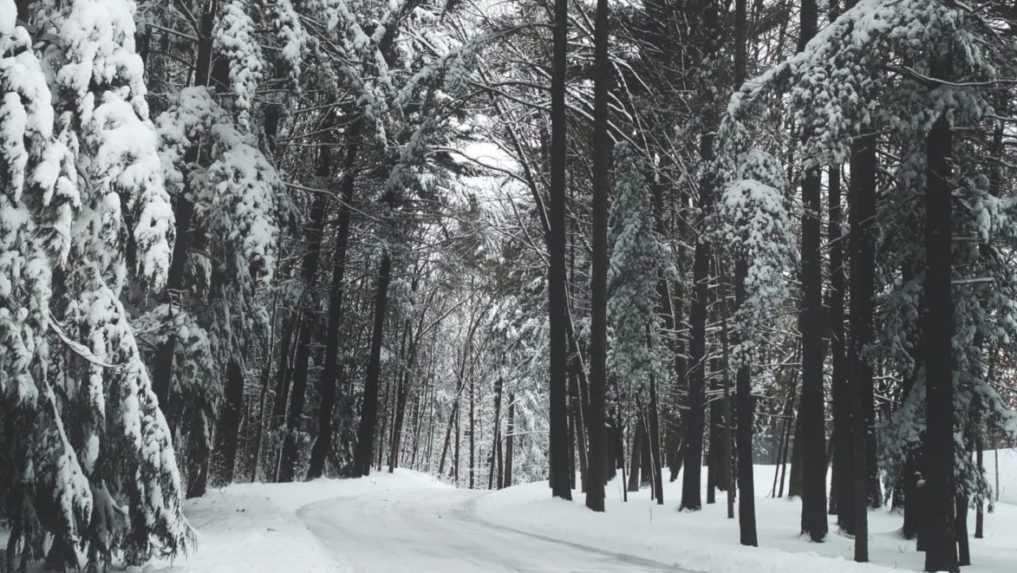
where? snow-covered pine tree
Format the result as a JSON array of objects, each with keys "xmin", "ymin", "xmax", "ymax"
[
  {"xmin": 726, "ymin": 0, "xmax": 1017, "ymax": 564},
  {"xmin": 2, "ymin": 0, "xmax": 190, "ymax": 569}
]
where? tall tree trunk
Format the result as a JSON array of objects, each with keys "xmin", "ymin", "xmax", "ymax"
[
  {"xmin": 923, "ymin": 60, "xmax": 958, "ymax": 572},
  {"xmin": 488, "ymin": 377, "xmax": 504, "ymax": 490},
  {"xmin": 975, "ymin": 440, "xmax": 984, "ymax": 539},
  {"xmin": 212, "ymin": 359, "xmax": 244, "ymax": 486},
  {"xmin": 353, "ymin": 253, "xmax": 393, "ymax": 477},
  {"xmin": 271, "ymin": 311, "xmax": 296, "ymax": 422},
  {"xmin": 504, "ymin": 394, "xmax": 516, "ymax": 488},
  {"xmin": 628, "ymin": 417, "xmax": 644, "ymax": 492},
  {"xmin": 585, "ymin": 0, "xmax": 610, "ymax": 512},
  {"xmin": 547, "ymin": 0, "xmax": 572, "ymax": 501},
  {"xmin": 849, "ymin": 130, "xmax": 877, "ymax": 560},
  {"xmin": 797, "ymin": 0, "xmax": 827, "ymax": 543},
  {"xmin": 253, "ymin": 295, "xmax": 279, "ymax": 481},
  {"xmin": 307, "ymin": 122, "xmax": 362, "ymax": 480},
  {"xmin": 830, "ymin": 160, "xmax": 853, "ymax": 531},
  {"xmin": 278, "ymin": 144, "xmax": 332, "ymax": 482},
  {"xmin": 732, "ymin": 0, "xmax": 757, "ymax": 545},
  {"xmin": 648, "ymin": 373, "xmax": 664, "ymax": 505},
  {"xmin": 681, "ymin": 108, "xmax": 713, "ymax": 512},
  {"xmin": 469, "ymin": 346, "xmax": 476, "ymax": 489}
]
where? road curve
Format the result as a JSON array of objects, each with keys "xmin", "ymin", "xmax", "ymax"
[{"xmin": 296, "ymin": 482, "xmax": 688, "ymax": 573}]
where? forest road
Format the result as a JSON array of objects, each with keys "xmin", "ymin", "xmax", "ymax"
[{"xmin": 296, "ymin": 482, "xmax": 691, "ymax": 573}]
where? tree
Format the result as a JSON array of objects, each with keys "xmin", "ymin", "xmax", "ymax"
[
  {"xmin": 353, "ymin": 252, "xmax": 394, "ymax": 477},
  {"xmin": 547, "ymin": 0, "xmax": 572, "ymax": 501},
  {"xmin": 795, "ymin": 0, "xmax": 828, "ymax": 543},
  {"xmin": 585, "ymin": 0, "xmax": 611, "ymax": 513},
  {"xmin": 731, "ymin": 0, "xmax": 757, "ymax": 547},
  {"xmin": 922, "ymin": 54, "xmax": 957, "ymax": 573},
  {"xmin": 1, "ymin": 0, "xmax": 190, "ymax": 568}
]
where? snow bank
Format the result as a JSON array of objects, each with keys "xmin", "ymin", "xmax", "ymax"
[
  {"xmin": 140, "ymin": 470, "xmax": 444, "ymax": 572},
  {"xmin": 475, "ymin": 461, "xmax": 1017, "ymax": 573}
]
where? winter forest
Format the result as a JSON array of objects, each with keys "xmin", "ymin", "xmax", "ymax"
[{"xmin": 2, "ymin": 0, "xmax": 1017, "ymax": 571}]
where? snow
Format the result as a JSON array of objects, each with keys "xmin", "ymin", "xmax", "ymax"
[{"xmin": 125, "ymin": 454, "xmax": 1017, "ymax": 572}]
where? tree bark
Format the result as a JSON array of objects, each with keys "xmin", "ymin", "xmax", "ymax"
[
  {"xmin": 585, "ymin": 0, "xmax": 610, "ymax": 512},
  {"xmin": 849, "ymin": 129, "xmax": 877, "ymax": 560},
  {"xmin": 307, "ymin": 121, "xmax": 362, "ymax": 480},
  {"xmin": 504, "ymin": 394, "xmax": 516, "ymax": 488},
  {"xmin": 488, "ymin": 377, "xmax": 504, "ymax": 489},
  {"xmin": 353, "ymin": 253, "xmax": 393, "ymax": 477},
  {"xmin": 796, "ymin": 0, "xmax": 827, "ymax": 543},
  {"xmin": 212, "ymin": 359, "xmax": 244, "ymax": 486},
  {"xmin": 830, "ymin": 159, "xmax": 854, "ymax": 532},
  {"xmin": 278, "ymin": 144, "xmax": 331, "ymax": 482},
  {"xmin": 547, "ymin": 0, "xmax": 572, "ymax": 501},
  {"xmin": 923, "ymin": 68, "xmax": 958, "ymax": 572}
]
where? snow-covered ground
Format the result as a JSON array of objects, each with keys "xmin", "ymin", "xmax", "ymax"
[
  {"xmin": 475, "ymin": 461, "xmax": 1017, "ymax": 573},
  {"xmin": 7, "ymin": 451, "xmax": 1014, "ymax": 572},
  {"xmin": 140, "ymin": 451, "xmax": 1016, "ymax": 572}
]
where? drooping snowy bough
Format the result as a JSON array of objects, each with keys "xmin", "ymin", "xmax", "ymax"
[{"xmin": 0, "ymin": 0, "xmax": 190, "ymax": 569}]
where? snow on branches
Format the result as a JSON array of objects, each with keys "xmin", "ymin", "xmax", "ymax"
[
  {"xmin": 37, "ymin": 0, "xmax": 175, "ymax": 289},
  {"xmin": 214, "ymin": 0, "xmax": 265, "ymax": 130},
  {"xmin": 157, "ymin": 86, "xmax": 281, "ymax": 286}
]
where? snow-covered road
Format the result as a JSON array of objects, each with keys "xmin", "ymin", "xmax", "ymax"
[{"xmin": 297, "ymin": 485, "xmax": 682, "ymax": 572}]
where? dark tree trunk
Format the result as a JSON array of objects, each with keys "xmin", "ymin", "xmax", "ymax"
[
  {"xmin": 212, "ymin": 359, "xmax": 244, "ymax": 486},
  {"xmin": 547, "ymin": 0, "xmax": 572, "ymax": 501},
  {"xmin": 732, "ymin": 0, "xmax": 754, "ymax": 544},
  {"xmin": 975, "ymin": 442, "xmax": 984, "ymax": 539},
  {"xmin": 923, "ymin": 79, "xmax": 958, "ymax": 573},
  {"xmin": 278, "ymin": 145, "xmax": 331, "ymax": 482},
  {"xmin": 796, "ymin": 0, "xmax": 827, "ymax": 543},
  {"xmin": 469, "ymin": 346, "xmax": 476, "ymax": 489},
  {"xmin": 307, "ymin": 122, "xmax": 362, "ymax": 480},
  {"xmin": 504, "ymin": 394, "xmax": 516, "ymax": 488},
  {"xmin": 681, "ymin": 123, "xmax": 712, "ymax": 512},
  {"xmin": 648, "ymin": 374, "xmax": 664, "ymax": 504},
  {"xmin": 271, "ymin": 311, "xmax": 296, "ymax": 422},
  {"xmin": 488, "ymin": 377, "xmax": 504, "ymax": 489},
  {"xmin": 829, "ymin": 158, "xmax": 853, "ymax": 531},
  {"xmin": 849, "ymin": 130, "xmax": 877, "ymax": 560},
  {"xmin": 353, "ymin": 253, "xmax": 393, "ymax": 477},
  {"xmin": 585, "ymin": 0, "xmax": 610, "ymax": 513},
  {"xmin": 628, "ymin": 417, "xmax": 644, "ymax": 492},
  {"xmin": 389, "ymin": 335, "xmax": 416, "ymax": 473}
]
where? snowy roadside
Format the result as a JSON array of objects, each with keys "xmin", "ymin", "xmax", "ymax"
[
  {"xmin": 139, "ymin": 470, "xmax": 446, "ymax": 572},
  {"xmin": 472, "ymin": 460, "xmax": 1017, "ymax": 573}
]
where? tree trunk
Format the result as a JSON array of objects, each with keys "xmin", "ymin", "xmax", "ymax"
[
  {"xmin": 585, "ymin": 0, "xmax": 610, "ymax": 513},
  {"xmin": 796, "ymin": 0, "xmax": 827, "ymax": 543},
  {"xmin": 278, "ymin": 144, "xmax": 331, "ymax": 482},
  {"xmin": 353, "ymin": 253, "xmax": 393, "ymax": 477},
  {"xmin": 849, "ymin": 130, "xmax": 877, "ymax": 560},
  {"xmin": 923, "ymin": 73, "xmax": 958, "ymax": 572},
  {"xmin": 829, "ymin": 159, "xmax": 853, "ymax": 531},
  {"xmin": 488, "ymin": 377, "xmax": 504, "ymax": 490},
  {"xmin": 307, "ymin": 122, "xmax": 362, "ymax": 480},
  {"xmin": 504, "ymin": 394, "xmax": 516, "ymax": 488},
  {"xmin": 681, "ymin": 121, "xmax": 712, "ymax": 512},
  {"xmin": 212, "ymin": 359, "xmax": 244, "ymax": 486},
  {"xmin": 649, "ymin": 374, "xmax": 664, "ymax": 504},
  {"xmin": 628, "ymin": 417, "xmax": 643, "ymax": 492},
  {"xmin": 732, "ymin": 0, "xmax": 757, "ymax": 543},
  {"xmin": 975, "ymin": 441, "xmax": 984, "ymax": 539},
  {"xmin": 547, "ymin": 0, "xmax": 572, "ymax": 501}
]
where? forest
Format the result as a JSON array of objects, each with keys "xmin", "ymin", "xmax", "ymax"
[{"xmin": 1, "ymin": 0, "xmax": 1017, "ymax": 572}]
